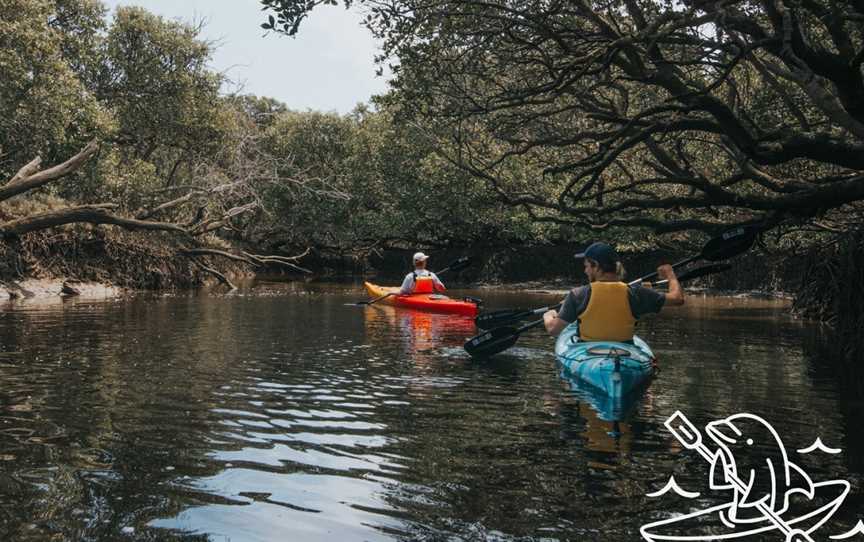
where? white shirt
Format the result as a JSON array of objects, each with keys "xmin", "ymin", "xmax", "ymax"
[{"xmin": 399, "ymin": 268, "xmax": 445, "ymax": 294}]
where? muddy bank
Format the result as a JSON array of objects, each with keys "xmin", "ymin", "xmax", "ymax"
[
  {"xmin": 0, "ymin": 279, "xmax": 123, "ymax": 301},
  {"xmin": 0, "ymin": 226, "xmax": 250, "ymax": 302}
]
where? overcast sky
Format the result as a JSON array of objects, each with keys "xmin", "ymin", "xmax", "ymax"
[{"xmin": 101, "ymin": 0, "xmax": 391, "ymax": 113}]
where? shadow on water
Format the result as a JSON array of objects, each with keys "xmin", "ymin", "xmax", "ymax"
[{"xmin": 0, "ymin": 285, "xmax": 860, "ymax": 541}]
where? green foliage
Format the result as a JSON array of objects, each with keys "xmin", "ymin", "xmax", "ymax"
[
  {"xmin": 0, "ymin": 0, "xmax": 109, "ymax": 172},
  {"xmin": 0, "ymin": 0, "xmax": 553, "ymax": 260},
  {"xmin": 250, "ymin": 105, "xmax": 547, "ymax": 252}
]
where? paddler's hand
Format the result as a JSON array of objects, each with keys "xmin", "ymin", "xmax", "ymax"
[
  {"xmin": 658, "ymin": 263, "xmax": 685, "ymax": 306},
  {"xmin": 657, "ymin": 264, "xmax": 676, "ymax": 281},
  {"xmin": 544, "ymin": 309, "xmax": 567, "ymax": 336}
]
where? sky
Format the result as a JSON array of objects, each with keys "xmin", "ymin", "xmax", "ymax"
[{"xmin": 101, "ymin": 0, "xmax": 391, "ymax": 113}]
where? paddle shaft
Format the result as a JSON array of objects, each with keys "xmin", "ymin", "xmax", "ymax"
[{"xmin": 666, "ymin": 412, "xmax": 813, "ymax": 542}]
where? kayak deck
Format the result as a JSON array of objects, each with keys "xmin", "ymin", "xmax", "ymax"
[
  {"xmin": 363, "ymin": 282, "xmax": 479, "ymax": 317},
  {"xmin": 555, "ymin": 323, "xmax": 655, "ymax": 397}
]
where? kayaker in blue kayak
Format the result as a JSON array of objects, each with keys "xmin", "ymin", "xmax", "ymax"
[
  {"xmin": 399, "ymin": 252, "xmax": 446, "ymax": 295},
  {"xmin": 543, "ymin": 242, "xmax": 684, "ymax": 340}
]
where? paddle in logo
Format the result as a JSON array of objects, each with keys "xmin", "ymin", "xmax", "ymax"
[{"xmin": 641, "ymin": 411, "xmax": 855, "ymax": 542}]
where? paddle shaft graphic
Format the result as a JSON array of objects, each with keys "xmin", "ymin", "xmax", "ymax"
[{"xmin": 666, "ymin": 412, "xmax": 813, "ymax": 542}]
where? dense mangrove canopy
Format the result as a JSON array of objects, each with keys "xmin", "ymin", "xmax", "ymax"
[{"xmin": 261, "ymin": 0, "xmax": 864, "ymax": 237}]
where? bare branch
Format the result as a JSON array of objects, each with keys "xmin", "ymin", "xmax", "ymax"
[
  {"xmin": 188, "ymin": 258, "xmax": 237, "ymax": 291},
  {"xmin": 136, "ymin": 191, "xmax": 197, "ymax": 220},
  {"xmin": 0, "ymin": 140, "xmax": 98, "ymax": 202}
]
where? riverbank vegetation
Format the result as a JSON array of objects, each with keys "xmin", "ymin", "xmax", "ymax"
[{"xmin": 2, "ymin": 1, "xmax": 862, "ymax": 371}]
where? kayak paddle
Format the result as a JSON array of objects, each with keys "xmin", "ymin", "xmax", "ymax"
[
  {"xmin": 474, "ymin": 263, "xmax": 733, "ymax": 329},
  {"xmin": 465, "ymin": 225, "xmax": 757, "ymax": 357},
  {"xmin": 652, "ymin": 263, "xmax": 731, "ymax": 287},
  {"xmin": 356, "ymin": 256, "xmax": 472, "ymax": 306},
  {"xmin": 636, "ymin": 224, "xmax": 759, "ymax": 284},
  {"xmin": 465, "ymin": 318, "xmax": 546, "ymax": 358}
]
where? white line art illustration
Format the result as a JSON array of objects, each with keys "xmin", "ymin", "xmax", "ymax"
[
  {"xmin": 646, "ymin": 475, "xmax": 701, "ymax": 499},
  {"xmin": 798, "ymin": 438, "xmax": 843, "ymax": 455},
  {"xmin": 641, "ymin": 411, "xmax": 852, "ymax": 542},
  {"xmin": 830, "ymin": 521, "xmax": 864, "ymax": 540}
]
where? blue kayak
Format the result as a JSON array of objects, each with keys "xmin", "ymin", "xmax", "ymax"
[{"xmin": 555, "ymin": 323, "xmax": 656, "ymax": 397}]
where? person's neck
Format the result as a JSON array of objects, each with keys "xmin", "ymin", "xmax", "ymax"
[{"xmin": 595, "ymin": 273, "xmax": 619, "ymax": 282}]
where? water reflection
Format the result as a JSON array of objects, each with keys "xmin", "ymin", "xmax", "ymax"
[{"xmin": 0, "ymin": 288, "xmax": 859, "ymax": 540}]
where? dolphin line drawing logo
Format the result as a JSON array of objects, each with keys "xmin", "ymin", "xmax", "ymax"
[
  {"xmin": 706, "ymin": 414, "xmax": 816, "ymax": 523},
  {"xmin": 641, "ymin": 411, "xmax": 852, "ymax": 542}
]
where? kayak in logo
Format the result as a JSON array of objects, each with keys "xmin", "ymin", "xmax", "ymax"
[{"xmin": 641, "ymin": 411, "xmax": 854, "ymax": 542}]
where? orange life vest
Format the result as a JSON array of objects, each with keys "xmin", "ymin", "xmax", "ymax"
[
  {"xmin": 412, "ymin": 275, "xmax": 435, "ymax": 294},
  {"xmin": 578, "ymin": 281, "xmax": 636, "ymax": 342}
]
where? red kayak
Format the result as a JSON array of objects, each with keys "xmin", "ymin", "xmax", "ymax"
[{"xmin": 363, "ymin": 282, "xmax": 479, "ymax": 316}]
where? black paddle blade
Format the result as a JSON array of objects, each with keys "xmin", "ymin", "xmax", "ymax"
[
  {"xmin": 701, "ymin": 225, "xmax": 760, "ymax": 261},
  {"xmin": 464, "ymin": 326, "xmax": 520, "ymax": 358},
  {"xmin": 474, "ymin": 308, "xmax": 531, "ymax": 329}
]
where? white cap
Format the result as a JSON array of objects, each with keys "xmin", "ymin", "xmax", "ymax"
[{"xmin": 412, "ymin": 252, "xmax": 429, "ymax": 262}]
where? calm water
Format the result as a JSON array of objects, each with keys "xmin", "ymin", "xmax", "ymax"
[{"xmin": 0, "ymin": 281, "xmax": 861, "ymax": 541}]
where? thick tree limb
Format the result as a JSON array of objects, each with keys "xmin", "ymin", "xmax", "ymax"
[
  {"xmin": 8, "ymin": 157, "xmax": 42, "ymax": 186},
  {"xmin": 0, "ymin": 204, "xmax": 189, "ymax": 238},
  {"xmin": 0, "ymin": 140, "xmax": 98, "ymax": 202}
]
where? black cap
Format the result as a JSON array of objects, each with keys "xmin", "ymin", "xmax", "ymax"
[{"xmin": 574, "ymin": 242, "xmax": 620, "ymax": 269}]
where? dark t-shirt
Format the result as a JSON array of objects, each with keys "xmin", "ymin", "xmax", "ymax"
[{"xmin": 557, "ymin": 283, "xmax": 666, "ymax": 323}]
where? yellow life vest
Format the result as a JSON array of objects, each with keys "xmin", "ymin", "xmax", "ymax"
[
  {"xmin": 578, "ymin": 281, "xmax": 636, "ymax": 342},
  {"xmin": 413, "ymin": 275, "xmax": 435, "ymax": 294}
]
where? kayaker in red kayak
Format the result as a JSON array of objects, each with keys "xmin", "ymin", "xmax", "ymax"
[
  {"xmin": 543, "ymin": 242, "xmax": 685, "ymax": 340},
  {"xmin": 399, "ymin": 252, "xmax": 447, "ymax": 295}
]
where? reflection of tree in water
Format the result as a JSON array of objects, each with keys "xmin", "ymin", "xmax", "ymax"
[
  {"xmin": 0, "ymin": 296, "xmax": 276, "ymax": 540},
  {"xmin": 801, "ymin": 326, "xmax": 864, "ymax": 492}
]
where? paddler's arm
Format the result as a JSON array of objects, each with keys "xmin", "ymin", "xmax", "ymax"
[
  {"xmin": 657, "ymin": 264, "xmax": 685, "ymax": 306},
  {"xmin": 430, "ymin": 272, "xmax": 446, "ymax": 292},
  {"xmin": 544, "ymin": 295, "xmax": 572, "ymax": 336},
  {"xmin": 543, "ymin": 309, "xmax": 569, "ymax": 336}
]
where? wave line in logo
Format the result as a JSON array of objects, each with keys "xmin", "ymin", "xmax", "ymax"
[
  {"xmin": 830, "ymin": 520, "xmax": 864, "ymax": 540},
  {"xmin": 646, "ymin": 475, "xmax": 701, "ymax": 499},
  {"xmin": 798, "ymin": 437, "xmax": 842, "ymax": 455}
]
